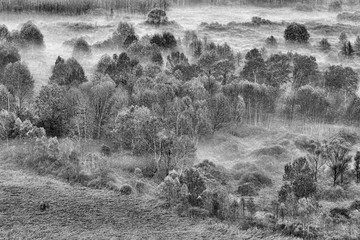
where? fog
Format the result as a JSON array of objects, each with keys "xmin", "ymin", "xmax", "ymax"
[{"xmin": 1, "ymin": 5, "xmax": 359, "ymax": 92}]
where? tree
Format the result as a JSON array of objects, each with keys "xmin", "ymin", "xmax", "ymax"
[
  {"xmin": 265, "ymin": 36, "xmax": 278, "ymax": 47},
  {"xmin": 265, "ymin": 53, "xmax": 291, "ymax": 88},
  {"xmin": 284, "ymin": 22, "xmax": 310, "ymax": 43},
  {"xmin": 198, "ymin": 50, "xmax": 218, "ymax": 77},
  {"xmin": 35, "ymin": 84, "xmax": 74, "ymax": 137},
  {"xmin": 50, "ymin": 57, "xmax": 87, "ymax": 87},
  {"xmin": 112, "ymin": 22, "xmax": 135, "ymax": 48},
  {"xmin": 319, "ymin": 38, "xmax": 331, "ymax": 51},
  {"xmin": 82, "ymin": 74, "xmax": 116, "ymax": 139},
  {"xmin": 293, "ymin": 54, "xmax": 318, "ymax": 89},
  {"xmin": 213, "ymin": 59, "xmax": 235, "ymax": 85},
  {"xmin": 324, "ymin": 65, "xmax": 358, "ymax": 95},
  {"xmin": 306, "ymin": 141, "xmax": 327, "ymax": 182},
  {"xmin": 19, "ymin": 21, "xmax": 44, "ymax": 46},
  {"xmin": 339, "ymin": 32, "xmax": 348, "ymax": 44},
  {"xmin": 241, "ymin": 48, "xmax": 266, "ymax": 83},
  {"xmin": 0, "ymin": 44, "xmax": 21, "ymax": 78},
  {"xmin": 341, "ymin": 41, "xmax": 354, "ymax": 57},
  {"xmin": 323, "ymin": 140, "xmax": 352, "ymax": 186},
  {"xmin": 0, "ymin": 24, "xmax": 9, "ymax": 41},
  {"xmin": 73, "ymin": 38, "xmax": 91, "ymax": 56},
  {"xmin": 2, "ymin": 61, "xmax": 34, "ymax": 112},
  {"xmin": 207, "ymin": 92, "xmax": 232, "ymax": 130},
  {"xmin": 354, "ymin": 36, "xmax": 360, "ymax": 55},
  {"xmin": 355, "ymin": 151, "xmax": 360, "ymax": 183}
]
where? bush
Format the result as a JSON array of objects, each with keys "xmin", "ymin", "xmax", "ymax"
[
  {"xmin": 73, "ymin": 38, "xmax": 91, "ymax": 56},
  {"xmin": 265, "ymin": 36, "xmax": 277, "ymax": 47},
  {"xmin": 284, "ymin": 23, "xmax": 310, "ymax": 43},
  {"xmin": 112, "ymin": 22, "xmax": 135, "ymax": 48},
  {"xmin": 146, "ymin": 8, "xmax": 168, "ymax": 25},
  {"xmin": 120, "ymin": 184, "xmax": 133, "ymax": 195},
  {"xmin": 179, "ymin": 168, "xmax": 206, "ymax": 206},
  {"xmin": 151, "ymin": 52, "xmax": 163, "ymax": 65},
  {"xmin": 19, "ymin": 21, "xmax": 44, "ymax": 46},
  {"xmin": 188, "ymin": 207, "xmax": 210, "ymax": 219}
]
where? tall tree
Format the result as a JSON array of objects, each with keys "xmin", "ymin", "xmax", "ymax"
[{"xmin": 3, "ymin": 61, "xmax": 34, "ymax": 112}]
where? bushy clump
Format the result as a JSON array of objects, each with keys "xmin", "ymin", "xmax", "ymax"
[
  {"xmin": 73, "ymin": 38, "xmax": 91, "ymax": 56},
  {"xmin": 265, "ymin": 36, "xmax": 277, "ymax": 47},
  {"xmin": 251, "ymin": 16, "xmax": 274, "ymax": 25},
  {"xmin": 319, "ymin": 38, "xmax": 331, "ymax": 51},
  {"xmin": 295, "ymin": 3, "xmax": 313, "ymax": 12},
  {"xmin": 158, "ymin": 171, "xmax": 181, "ymax": 206},
  {"xmin": 120, "ymin": 184, "xmax": 133, "ymax": 195},
  {"xmin": 284, "ymin": 22, "xmax": 310, "ymax": 43},
  {"xmin": 179, "ymin": 168, "xmax": 207, "ymax": 206},
  {"xmin": 19, "ymin": 21, "xmax": 44, "ymax": 46},
  {"xmin": 100, "ymin": 144, "xmax": 111, "ymax": 156},
  {"xmin": 150, "ymin": 32, "xmax": 177, "ymax": 49},
  {"xmin": 0, "ymin": 111, "xmax": 46, "ymax": 140},
  {"xmin": 146, "ymin": 8, "xmax": 168, "ymax": 25},
  {"xmin": 329, "ymin": 0, "xmax": 343, "ymax": 12}
]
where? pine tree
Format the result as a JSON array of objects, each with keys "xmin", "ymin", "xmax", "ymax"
[{"xmin": 339, "ymin": 32, "xmax": 348, "ymax": 44}]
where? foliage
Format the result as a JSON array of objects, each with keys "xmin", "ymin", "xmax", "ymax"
[
  {"xmin": 341, "ymin": 41, "xmax": 354, "ymax": 57},
  {"xmin": 150, "ymin": 32, "xmax": 177, "ymax": 49},
  {"xmin": 292, "ymin": 54, "xmax": 318, "ymax": 89},
  {"xmin": 0, "ymin": 24, "xmax": 9, "ymax": 41},
  {"xmin": 325, "ymin": 65, "xmax": 358, "ymax": 94},
  {"xmin": 284, "ymin": 22, "xmax": 310, "ymax": 43},
  {"xmin": 241, "ymin": 48, "xmax": 266, "ymax": 83},
  {"xmin": 0, "ymin": 44, "xmax": 21, "ymax": 79},
  {"xmin": 19, "ymin": 21, "xmax": 44, "ymax": 46},
  {"xmin": 146, "ymin": 8, "xmax": 168, "ymax": 25},
  {"xmin": 2, "ymin": 61, "xmax": 34, "ymax": 111},
  {"xmin": 112, "ymin": 22, "xmax": 135, "ymax": 48},
  {"xmin": 179, "ymin": 168, "xmax": 206, "ymax": 206},
  {"xmin": 50, "ymin": 56, "xmax": 87, "ymax": 86},
  {"xmin": 265, "ymin": 36, "xmax": 277, "ymax": 47},
  {"xmin": 35, "ymin": 84, "xmax": 75, "ymax": 137},
  {"xmin": 329, "ymin": 0, "xmax": 343, "ymax": 12},
  {"xmin": 319, "ymin": 38, "xmax": 331, "ymax": 51},
  {"xmin": 73, "ymin": 38, "xmax": 91, "ymax": 56}
]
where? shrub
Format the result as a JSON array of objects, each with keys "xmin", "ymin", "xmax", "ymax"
[
  {"xmin": 19, "ymin": 21, "xmax": 44, "ymax": 46},
  {"xmin": 146, "ymin": 8, "xmax": 168, "ymax": 25},
  {"xmin": 73, "ymin": 38, "xmax": 91, "ymax": 56},
  {"xmin": 151, "ymin": 52, "xmax": 163, "ymax": 65},
  {"xmin": 179, "ymin": 168, "xmax": 206, "ymax": 206},
  {"xmin": 265, "ymin": 36, "xmax": 277, "ymax": 47},
  {"xmin": 319, "ymin": 186, "xmax": 350, "ymax": 201},
  {"xmin": 120, "ymin": 184, "xmax": 133, "ymax": 195},
  {"xmin": 100, "ymin": 144, "xmax": 111, "ymax": 156},
  {"xmin": 319, "ymin": 38, "xmax": 331, "ymax": 51},
  {"xmin": 0, "ymin": 24, "xmax": 9, "ymax": 41},
  {"xmin": 284, "ymin": 23, "xmax": 310, "ymax": 43},
  {"xmin": 135, "ymin": 180, "xmax": 146, "ymax": 194}
]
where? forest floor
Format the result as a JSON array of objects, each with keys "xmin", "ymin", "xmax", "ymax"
[{"xmin": 0, "ymin": 144, "xmax": 297, "ymax": 240}]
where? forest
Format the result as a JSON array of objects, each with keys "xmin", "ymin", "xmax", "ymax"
[{"xmin": 1, "ymin": 0, "xmax": 360, "ymax": 239}]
